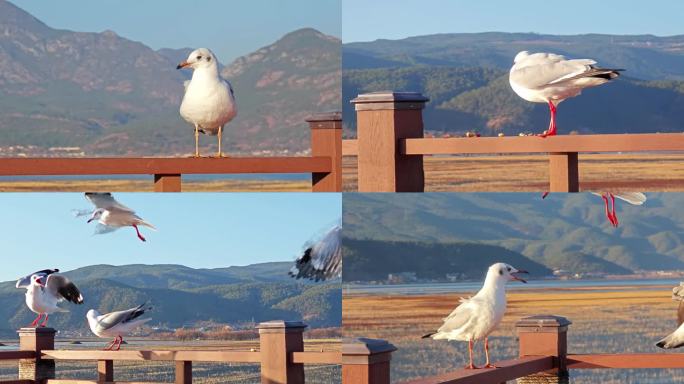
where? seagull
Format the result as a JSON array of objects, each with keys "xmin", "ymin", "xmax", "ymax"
[
  {"xmin": 80, "ymin": 193, "xmax": 156, "ymax": 242},
  {"xmin": 289, "ymin": 224, "xmax": 342, "ymax": 282},
  {"xmin": 657, "ymin": 324, "xmax": 684, "ymax": 349},
  {"xmin": 177, "ymin": 48, "xmax": 237, "ymax": 157},
  {"xmin": 16, "ymin": 268, "xmax": 59, "ymax": 289},
  {"xmin": 422, "ymin": 263, "xmax": 528, "ymax": 369},
  {"xmin": 87, "ymin": 304, "xmax": 152, "ymax": 351},
  {"xmin": 18, "ymin": 273, "xmax": 83, "ymax": 328},
  {"xmin": 541, "ymin": 192, "xmax": 646, "ymax": 227},
  {"xmin": 509, "ymin": 51, "xmax": 622, "ymax": 137}
]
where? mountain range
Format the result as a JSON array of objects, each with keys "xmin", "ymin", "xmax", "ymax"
[
  {"xmin": 343, "ymin": 193, "xmax": 684, "ymax": 278},
  {"xmin": 0, "ymin": 0, "xmax": 341, "ymax": 156},
  {"xmin": 343, "ymin": 33, "xmax": 684, "ymax": 136},
  {"xmin": 0, "ymin": 262, "xmax": 341, "ymax": 335}
]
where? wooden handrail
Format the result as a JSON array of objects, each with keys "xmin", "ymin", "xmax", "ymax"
[
  {"xmin": 0, "ymin": 380, "xmax": 34, "ymax": 384},
  {"xmin": 567, "ymin": 353, "xmax": 684, "ymax": 369},
  {"xmin": 290, "ymin": 351, "xmax": 340, "ymax": 364},
  {"xmin": 0, "ymin": 351, "xmax": 36, "ymax": 360},
  {"xmin": 41, "ymin": 350, "xmax": 261, "ymax": 363},
  {"xmin": 47, "ymin": 381, "xmax": 170, "ymax": 384},
  {"xmin": 398, "ymin": 356, "xmax": 554, "ymax": 384}
]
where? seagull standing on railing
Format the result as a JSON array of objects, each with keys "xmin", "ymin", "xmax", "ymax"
[
  {"xmin": 656, "ymin": 283, "xmax": 684, "ymax": 349},
  {"xmin": 18, "ymin": 273, "xmax": 83, "ymax": 328},
  {"xmin": 87, "ymin": 304, "xmax": 152, "ymax": 351},
  {"xmin": 177, "ymin": 48, "xmax": 237, "ymax": 157},
  {"xmin": 289, "ymin": 223, "xmax": 342, "ymax": 282},
  {"xmin": 422, "ymin": 263, "xmax": 528, "ymax": 369},
  {"xmin": 509, "ymin": 51, "xmax": 622, "ymax": 137},
  {"xmin": 76, "ymin": 192, "xmax": 156, "ymax": 242}
]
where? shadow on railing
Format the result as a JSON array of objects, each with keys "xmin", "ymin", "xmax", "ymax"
[
  {"xmin": 0, "ymin": 112, "xmax": 342, "ymax": 192},
  {"xmin": 342, "ymin": 91, "xmax": 684, "ymax": 192}
]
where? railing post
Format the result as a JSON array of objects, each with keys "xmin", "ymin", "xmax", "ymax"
[
  {"xmin": 98, "ymin": 359, "xmax": 113, "ymax": 382},
  {"xmin": 154, "ymin": 173, "xmax": 182, "ymax": 192},
  {"xmin": 175, "ymin": 361, "xmax": 192, "ymax": 384},
  {"xmin": 257, "ymin": 320, "xmax": 306, "ymax": 384},
  {"xmin": 549, "ymin": 152, "xmax": 579, "ymax": 192},
  {"xmin": 308, "ymin": 112, "xmax": 342, "ymax": 192},
  {"xmin": 342, "ymin": 338, "xmax": 396, "ymax": 384},
  {"xmin": 18, "ymin": 327, "xmax": 56, "ymax": 383},
  {"xmin": 352, "ymin": 92, "xmax": 428, "ymax": 192},
  {"xmin": 516, "ymin": 315, "xmax": 571, "ymax": 384}
]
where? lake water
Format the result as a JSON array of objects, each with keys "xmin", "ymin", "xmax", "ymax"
[{"xmin": 344, "ymin": 278, "xmax": 683, "ymax": 295}]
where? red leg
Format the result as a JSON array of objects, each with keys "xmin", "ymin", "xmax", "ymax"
[
  {"xmin": 601, "ymin": 194, "xmax": 613, "ymax": 226},
  {"xmin": 133, "ymin": 224, "xmax": 146, "ymax": 242},
  {"xmin": 541, "ymin": 192, "xmax": 549, "ymax": 199},
  {"xmin": 465, "ymin": 339, "xmax": 479, "ymax": 369},
  {"xmin": 103, "ymin": 338, "xmax": 116, "ymax": 350},
  {"xmin": 40, "ymin": 314, "xmax": 49, "ymax": 328},
  {"xmin": 484, "ymin": 337, "xmax": 496, "ymax": 368},
  {"xmin": 28, "ymin": 313, "xmax": 42, "ymax": 327},
  {"xmin": 609, "ymin": 193, "xmax": 619, "ymax": 227},
  {"xmin": 114, "ymin": 336, "xmax": 123, "ymax": 351},
  {"xmin": 539, "ymin": 101, "xmax": 557, "ymax": 137}
]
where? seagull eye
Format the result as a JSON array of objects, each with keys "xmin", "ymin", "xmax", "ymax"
[
  {"xmin": 507, "ymin": 267, "xmax": 511, "ymax": 272},
  {"xmin": 207, "ymin": 56, "xmax": 211, "ymax": 62},
  {"xmin": 499, "ymin": 269, "xmax": 504, "ymax": 275},
  {"xmin": 196, "ymin": 55, "xmax": 202, "ymax": 60}
]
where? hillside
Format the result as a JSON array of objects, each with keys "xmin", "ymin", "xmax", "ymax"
[
  {"xmin": 342, "ymin": 32, "xmax": 684, "ymax": 136},
  {"xmin": 0, "ymin": 263, "xmax": 341, "ymax": 335},
  {"xmin": 0, "ymin": 0, "xmax": 341, "ymax": 156},
  {"xmin": 343, "ymin": 193, "xmax": 684, "ymax": 274}
]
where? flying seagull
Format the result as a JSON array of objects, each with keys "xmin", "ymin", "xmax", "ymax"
[
  {"xmin": 177, "ymin": 48, "xmax": 237, "ymax": 157},
  {"xmin": 541, "ymin": 192, "xmax": 646, "ymax": 227},
  {"xmin": 509, "ymin": 51, "xmax": 622, "ymax": 137},
  {"xmin": 422, "ymin": 263, "xmax": 528, "ymax": 369},
  {"xmin": 79, "ymin": 193, "xmax": 156, "ymax": 242},
  {"xmin": 18, "ymin": 273, "xmax": 83, "ymax": 327},
  {"xmin": 87, "ymin": 304, "xmax": 152, "ymax": 351},
  {"xmin": 289, "ymin": 224, "xmax": 342, "ymax": 282}
]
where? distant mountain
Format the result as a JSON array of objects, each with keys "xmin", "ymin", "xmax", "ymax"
[
  {"xmin": 342, "ymin": 32, "xmax": 684, "ymax": 136},
  {"xmin": 343, "ymin": 193, "xmax": 684, "ymax": 274},
  {"xmin": 0, "ymin": 0, "xmax": 341, "ymax": 155},
  {"xmin": 0, "ymin": 263, "xmax": 340, "ymax": 334}
]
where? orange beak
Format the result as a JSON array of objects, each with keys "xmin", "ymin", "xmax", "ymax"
[{"xmin": 176, "ymin": 60, "xmax": 191, "ymax": 70}]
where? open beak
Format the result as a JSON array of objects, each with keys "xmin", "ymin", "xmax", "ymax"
[
  {"xmin": 36, "ymin": 278, "xmax": 44, "ymax": 287},
  {"xmin": 511, "ymin": 270, "xmax": 529, "ymax": 283},
  {"xmin": 176, "ymin": 60, "xmax": 191, "ymax": 70}
]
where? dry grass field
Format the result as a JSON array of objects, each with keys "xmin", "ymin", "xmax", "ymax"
[
  {"xmin": 0, "ymin": 179, "xmax": 310, "ymax": 192},
  {"xmin": 343, "ymin": 154, "xmax": 684, "ymax": 192},
  {"xmin": 343, "ymin": 285, "xmax": 684, "ymax": 383},
  {"xmin": 0, "ymin": 338, "xmax": 340, "ymax": 383}
]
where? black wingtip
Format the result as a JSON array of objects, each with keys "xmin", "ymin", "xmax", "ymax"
[
  {"xmin": 421, "ymin": 332, "xmax": 435, "ymax": 339},
  {"xmin": 656, "ymin": 341, "xmax": 666, "ymax": 349}
]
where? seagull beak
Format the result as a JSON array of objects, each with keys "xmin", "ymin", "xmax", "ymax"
[
  {"xmin": 87, "ymin": 218, "xmax": 94, "ymax": 223},
  {"xmin": 176, "ymin": 60, "xmax": 191, "ymax": 70},
  {"xmin": 511, "ymin": 269, "xmax": 529, "ymax": 283}
]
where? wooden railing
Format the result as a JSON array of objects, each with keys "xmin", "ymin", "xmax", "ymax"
[
  {"xmin": 343, "ymin": 91, "xmax": 684, "ymax": 192},
  {"xmin": 0, "ymin": 321, "xmax": 341, "ymax": 384},
  {"xmin": 0, "ymin": 112, "xmax": 342, "ymax": 192},
  {"xmin": 337, "ymin": 314, "xmax": 684, "ymax": 384}
]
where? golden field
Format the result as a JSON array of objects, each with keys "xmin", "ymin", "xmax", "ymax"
[
  {"xmin": 0, "ymin": 179, "xmax": 310, "ymax": 192},
  {"xmin": 343, "ymin": 154, "xmax": 684, "ymax": 192},
  {"xmin": 343, "ymin": 285, "xmax": 684, "ymax": 383}
]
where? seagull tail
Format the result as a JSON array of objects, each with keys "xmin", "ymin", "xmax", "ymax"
[
  {"xmin": 137, "ymin": 220, "xmax": 157, "ymax": 231},
  {"xmin": 421, "ymin": 332, "xmax": 436, "ymax": 339}
]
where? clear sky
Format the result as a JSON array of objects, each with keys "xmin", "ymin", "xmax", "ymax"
[
  {"xmin": 10, "ymin": 0, "xmax": 341, "ymax": 63},
  {"xmin": 0, "ymin": 193, "xmax": 341, "ymax": 281},
  {"xmin": 342, "ymin": 0, "xmax": 684, "ymax": 43}
]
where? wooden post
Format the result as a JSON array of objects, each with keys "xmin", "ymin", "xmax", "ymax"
[
  {"xmin": 352, "ymin": 92, "xmax": 428, "ymax": 192},
  {"xmin": 549, "ymin": 152, "xmax": 579, "ymax": 192},
  {"xmin": 154, "ymin": 173, "xmax": 182, "ymax": 192},
  {"xmin": 98, "ymin": 359, "xmax": 114, "ymax": 382},
  {"xmin": 516, "ymin": 315, "xmax": 571, "ymax": 384},
  {"xmin": 308, "ymin": 112, "xmax": 342, "ymax": 192},
  {"xmin": 257, "ymin": 320, "xmax": 306, "ymax": 384},
  {"xmin": 342, "ymin": 338, "xmax": 396, "ymax": 384},
  {"xmin": 18, "ymin": 327, "xmax": 56, "ymax": 382},
  {"xmin": 175, "ymin": 361, "xmax": 192, "ymax": 384}
]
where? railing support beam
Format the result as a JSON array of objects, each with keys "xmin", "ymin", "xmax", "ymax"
[
  {"xmin": 549, "ymin": 152, "xmax": 579, "ymax": 192},
  {"xmin": 308, "ymin": 112, "xmax": 342, "ymax": 192},
  {"xmin": 352, "ymin": 92, "xmax": 428, "ymax": 192},
  {"xmin": 175, "ymin": 360, "xmax": 192, "ymax": 384},
  {"xmin": 257, "ymin": 320, "xmax": 306, "ymax": 384},
  {"xmin": 154, "ymin": 173, "xmax": 182, "ymax": 192},
  {"xmin": 18, "ymin": 327, "xmax": 56, "ymax": 382},
  {"xmin": 97, "ymin": 359, "xmax": 113, "ymax": 382},
  {"xmin": 516, "ymin": 315, "xmax": 571, "ymax": 384},
  {"xmin": 342, "ymin": 338, "xmax": 396, "ymax": 384}
]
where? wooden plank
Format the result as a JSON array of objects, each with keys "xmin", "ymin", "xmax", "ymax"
[
  {"xmin": 549, "ymin": 152, "xmax": 579, "ymax": 192},
  {"xmin": 398, "ymin": 356, "xmax": 554, "ymax": 384},
  {"xmin": 47, "ymin": 381, "xmax": 170, "ymax": 384},
  {"xmin": 291, "ymin": 351, "xmax": 340, "ymax": 364},
  {"xmin": 311, "ymin": 122, "xmax": 342, "ymax": 192},
  {"xmin": 567, "ymin": 353, "xmax": 684, "ymax": 369},
  {"xmin": 153, "ymin": 174, "xmax": 181, "ymax": 192},
  {"xmin": 41, "ymin": 350, "xmax": 261, "ymax": 363},
  {"xmin": 98, "ymin": 360, "xmax": 113, "ymax": 382},
  {"xmin": 0, "ymin": 351, "xmax": 36, "ymax": 360},
  {"xmin": 0, "ymin": 380, "xmax": 35, "ymax": 384},
  {"xmin": 175, "ymin": 361, "xmax": 191, "ymax": 384},
  {"xmin": 0, "ymin": 157, "xmax": 331, "ymax": 176},
  {"xmin": 342, "ymin": 139, "xmax": 358, "ymax": 156},
  {"xmin": 402, "ymin": 133, "xmax": 684, "ymax": 155}
]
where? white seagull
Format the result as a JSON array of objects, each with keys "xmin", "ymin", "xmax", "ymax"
[
  {"xmin": 289, "ymin": 224, "xmax": 342, "ymax": 282},
  {"xmin": 18, "ymin": 273, "xmax": 83, "ymax": 328},
  {"xmin": 16, "ymin": 268, "xmax": 60, "ymax": 289},
  {"xmin": 80, "ymin": 193, "xmax": 156, "ymax": 242},
  {"xmin": 422, "ymin": 263, "xmax": 528, "ymax": 369},
  {"xmin": 87, "ymin": 304, "xmax": 152, "ymax": 351},
  {"xmin": 509, "ymin": 51, "xmax": 622, "ymax": 137},
  {"xmin": 177, "ymin": 48, "xmax": 237, "ymax": 157}
]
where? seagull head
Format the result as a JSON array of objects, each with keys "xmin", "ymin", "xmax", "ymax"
[
  {"xmin": 513, "ymin": 51, "xmax": 530, "ymax": 64},
  {"xmin": 31, "ymin": 275, "xmax": 45, "ymax": 287},
  {"xmin": 87, "ymin": 208, "xmax": 105, "ymax": 223},
  {"xmin": 489, "ymin": 262, "xmax": 528, "ymax": 284},
  {"xmin": 177, "ymin": 48, "xmax": 218, "ymax": 71}
]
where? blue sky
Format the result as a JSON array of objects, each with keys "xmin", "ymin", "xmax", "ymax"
[
  {"xmin": 0, "ymin": 193, "xmax": 341, "ymax": 281},
  {"xmin": 343, "ymin": 0, "xmax": 684, "ymax": 42},
  {"xmin": 11, "ymin": 0, "xmax": 341, "ymax": 63}
]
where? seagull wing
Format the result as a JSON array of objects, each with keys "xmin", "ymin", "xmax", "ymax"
[
  {"xmin": 96, "ymin": 304, "xmax": 149, "ymax": 332},
  {"xmin": 85, "ymin": 193, "xmax": 135, "ymax": 213},
  {"xmin": 93, "ymin": 223, "xmax": 119, "ymax": 235},
  {"xmin": 511, "ymin": 53, "xmax": 598, "ymax": 89},
  {"xmin": 183, "ymin": 80, "xmax": 191, "ymax": 93},
  {"xmin": 289, "ymin": 225, "xmax": 341, "ymax": 281},
  {"xmin": 613, "ymin": 192, "xmax": 647, "ymax": 206},
  {"xmin": 16, "ymin": 269, "xmax": 59, "ymax": 289},
  {"xmin": 436, "ymin": 298, "xmax": 474, "ymax": 334},
  {"xmin": 45, "ymin": 274, "xmax": 83, "ymax": 304}
]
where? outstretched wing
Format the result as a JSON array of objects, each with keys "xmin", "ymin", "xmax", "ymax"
[
  {"xmin": 96, "ymin": 304, "xmax": 150, "ymax": 332},
  {"xmin": 289, "ymin": 225, "xmax": 341, "ymax": 281},
  {"xmin": 93, "ymin": 223, "xmax": 119, "ymax": 235},
  {"xmin": 85, "ymin": 193, "xmax": 135, "ymax": 213},
  {"xmin": 16, "ymin": 269, "xmax": 59, "ymax": 289},
  {"xmin": 45, "ymin": 274, "xmax": 83, "ymax": 304},
  {"xmin": 614, "ymin": 192, "xmax": 647, "ymax": 206}
]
